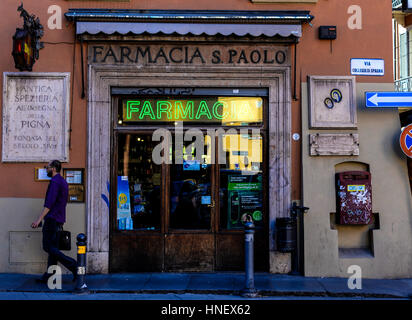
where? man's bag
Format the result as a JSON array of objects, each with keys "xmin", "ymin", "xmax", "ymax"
[{"xmin": 58, "ymin": 230, "xmax": 71, "ymax": 251}]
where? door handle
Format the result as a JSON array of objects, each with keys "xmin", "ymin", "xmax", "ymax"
[{"xmin": 207, "ymin": 200, "xmax": 215, "ymax": 208}]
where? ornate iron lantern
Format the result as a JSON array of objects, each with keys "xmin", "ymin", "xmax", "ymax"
[{"xmin": 12, "ymin": 4, "xmax": 44, "ymax": 71}]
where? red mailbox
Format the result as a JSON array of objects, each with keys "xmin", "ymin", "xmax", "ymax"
[{"xmin": 336, "ymin": 171, "xmax": 373, "ymax": 225}]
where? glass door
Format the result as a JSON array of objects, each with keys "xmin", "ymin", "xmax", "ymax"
[{"xmin": 165, "ymin": 135, "xmax": 216, "ymax": 271}]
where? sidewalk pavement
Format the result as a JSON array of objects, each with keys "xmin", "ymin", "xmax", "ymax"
[{"xmin": 0, "ymin": 272, "xmax": 411, "ymax": 299}]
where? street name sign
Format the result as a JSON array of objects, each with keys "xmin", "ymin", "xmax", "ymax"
[
  {"xmin": 351, "ymin": 58, "xmax": 384, "ymax": 76},
  {"xmin": 365, "ymin": 92, "xmax": 412, "ymax": 108}
]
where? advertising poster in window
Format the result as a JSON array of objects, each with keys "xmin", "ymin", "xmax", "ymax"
[
  {"xmin": 117, "ymin": 176, "xmax": 133, "ymax": 230},
  {"xmin": 227, "ymin": 174, "xmax": 263, "ymax": 229}
]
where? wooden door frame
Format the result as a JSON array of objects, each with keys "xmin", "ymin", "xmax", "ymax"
[{"xmin": 86, "ymin": 64, "xmax": 291, "ymax": 274}]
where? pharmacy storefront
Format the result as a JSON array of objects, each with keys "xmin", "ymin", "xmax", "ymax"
[
  {"xmin": 112, "ymin": 88, "xmax": 269, "ymax": 272},
  {"xmin": 66, "ymin": 9, "xmax": 311, "ymax": 273}
]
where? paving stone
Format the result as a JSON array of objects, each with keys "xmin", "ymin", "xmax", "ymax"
[{"xmin": 143, "ymin": 273, "xmax": 190, "ymax": 291}]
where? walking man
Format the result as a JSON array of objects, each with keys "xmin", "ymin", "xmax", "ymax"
[{"xmin": 31, "ymin": 160, "xmax": 77, "ymax": 283}]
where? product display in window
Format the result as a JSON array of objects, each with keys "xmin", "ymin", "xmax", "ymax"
[{"xmin": 117, "ymin": 134, "xmax": 161, "ymax": 230}]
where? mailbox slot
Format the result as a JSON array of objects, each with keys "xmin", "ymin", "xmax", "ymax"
[{"xmin": 336, "ymin": 171, "xmax": 373, "ymax": 225}]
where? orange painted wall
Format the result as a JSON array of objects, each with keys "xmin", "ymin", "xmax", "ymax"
[{"xmin": 0, "ymin": 0, "xmax": 393, "ymax": 200}]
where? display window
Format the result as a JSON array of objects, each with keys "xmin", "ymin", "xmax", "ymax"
[{"xmin": 116, "ymin": 133, "xmax": 161, "ymax": 231}]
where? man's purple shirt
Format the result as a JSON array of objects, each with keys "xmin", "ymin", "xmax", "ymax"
[{"xmin": 44, "ymin": 173, "xmax": 69, "ymax": 223}]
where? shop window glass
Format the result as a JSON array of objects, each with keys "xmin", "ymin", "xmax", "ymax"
[
  {"xmin": 116, "ymin": 133, "xmax": 161, "ymax": 230},
  {"xmin": 169, "ymin": 135, "xmax": 212, "ymax": 230},
  {"xmin": 219, "ymin": 132, "xmax": 264, "ymax": 230}
]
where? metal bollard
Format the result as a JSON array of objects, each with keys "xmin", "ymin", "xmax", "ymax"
[
  {"xmin": 241, "ymin": 220, "xmax": 258, "ymax": 298},
  {"xmin": 74, "ymin": 233, "xmax": 88, "ymax": 293}
]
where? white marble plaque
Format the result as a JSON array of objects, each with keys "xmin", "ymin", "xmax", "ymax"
[
  {"xmin": 308, "ymin": 76, "xmax": 357, "ymax": 129},
  {"xmin": 2, "ymin": 72, "xmax": 70, "ymax": 162},
  {"xmin": 309, "ymin": 133, "xmax": 359, "ymax": 156}
]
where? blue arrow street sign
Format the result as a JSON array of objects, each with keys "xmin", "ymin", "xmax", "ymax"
[{"xmin": 365, "ymin": 92, "xmax": 412, "ymax": 107}]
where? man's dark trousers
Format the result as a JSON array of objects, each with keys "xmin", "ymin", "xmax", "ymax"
[{"xmin": 42, "ymin": 217, "xmax": 77, "ymax": 277}]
